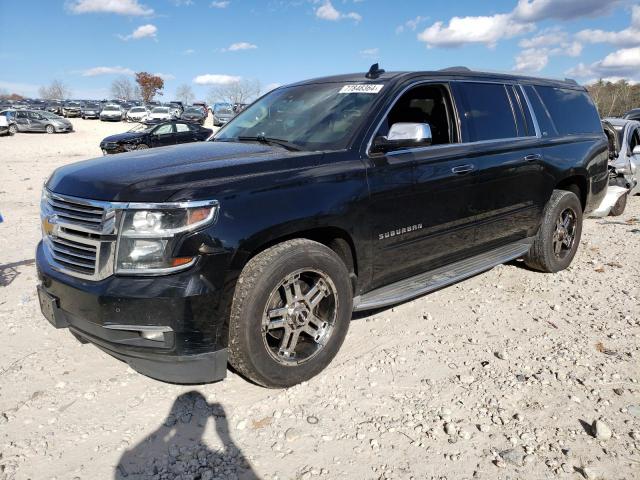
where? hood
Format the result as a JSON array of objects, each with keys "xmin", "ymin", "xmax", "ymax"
[
  {"xmin": 47, "ymin": 141, "xmax": 313, "ymax": 202},
  {"xmin": 101, "ymin": 131, "xmax": 145, "ymax": 143}
]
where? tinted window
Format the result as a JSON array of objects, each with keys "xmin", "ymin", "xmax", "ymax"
[
  {"xmin": 522, "ymin": 85, "xmax": 557, "ymax": 138},
  {"xmin": 534, "ymin": 86, "xmax": 601, "ymax": 135},
  {"xmin": 154, "ymin": 124, "xmax": 173, "ymax": 135},
  {"xmin": 453, "ymin": 82, "xmax": 518, "ymax": 142},
  {"xmin": 175, "ymin": 123, "xmax": 190, "ymax": 133}
]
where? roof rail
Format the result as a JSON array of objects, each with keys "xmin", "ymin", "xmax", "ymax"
[
  {"xmin": 439, "ymin": 66, "xmax": 471, "ymax": 72},
  {"xmin": 564, "ymin": 78, "xmax": 579, "ymax": 85}
]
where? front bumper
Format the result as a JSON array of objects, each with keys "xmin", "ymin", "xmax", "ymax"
[
  {"xmin": 54, "ymin": 124, "xmax": 73, "ymax": 133},
  {"xmin": 36, "ymin": 242, "xmax": 229, "ymax": 384}
]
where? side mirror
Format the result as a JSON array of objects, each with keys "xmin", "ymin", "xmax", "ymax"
[{"xmin": 372, "ymin": 122, "xmax": 432, "ymax": 153}]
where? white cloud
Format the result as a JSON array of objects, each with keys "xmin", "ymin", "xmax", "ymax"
[
  {"xmin": 359, "ymin": 48, "xmax": 379, "ymax": 59},
  {"xmin": 567, "ymin": 46, "xmax": 640, "ymax": 81},
  {"xmin": 171, "ymin": 0, "xmax": 193, "ymax": 5},
  {"xmin": 155, "ymin": 72, "xmax": 175, "ymax": 81},
  {"xmin": 396, "ymin": 15, "xmax": 428, "ymax": 34},
  {"xmin": 182, "ymin": 49, "xmax": 196, "ymax": 55},
  {"xmin": 575, "ymin": 5, "xmax": 640, "ymax": 47},
  {"xmin": 512, "ymin": 0, "xmax": 624, "ymax": 22},
  {"xmin": 514, "ymin": 30, "xmax": 582, "ymax": 73},
  {"xmin": 118, "ymin": 23, "xmax": 157, "ymax": 41},
  {"xmin": 315, "ymin": 1, "xmax": 362, "ymax": 23},
  {"xmin": 81, "ymin": 66, "xmax": 134, "ymax": 76},
  {"xmin": 223, "ymin": 42, "xmax": 258, "ymax": 52},
  {"xmin": 418, "ymin": 14, "xmax": 533, "ymax": 48},
  {"xmin": 193, "ymin": 74, "xmax": 242, "ymax": 85},
  {"xmin": 210, "ymin": 1, "xmax": 229, "ymax": 8},
  {"xmin": 66, "ymin": 0, "xmax": 153, "ymax": 16}
]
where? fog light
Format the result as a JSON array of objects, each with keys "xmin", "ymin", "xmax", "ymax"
[{"xmin": 140, "ymin": 330, "xmax": 165, "ymax": 342}]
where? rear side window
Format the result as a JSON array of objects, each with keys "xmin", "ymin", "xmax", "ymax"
[
  {"xmin": 453, "ymin": 82, "xmax": 518, "ymax": 142},
  {"xmin": 533, "ymin": 86, "xmax": 601, "ymax": 135},
  {"xmin": 522, "ymin": 85, "xmax": 557, "ymax": 138}
]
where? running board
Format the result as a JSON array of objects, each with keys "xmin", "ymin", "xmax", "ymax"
[{"xmin": 352, "ymin": 240, "xmax": 532, "ymax": 311}]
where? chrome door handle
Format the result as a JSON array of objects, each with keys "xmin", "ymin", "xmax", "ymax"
[
  {"xmin": 524, "ymin": 154, "xmax": 542, "ymax": 162},
  {"xmin": 451, "ymin": 164, "xmax": 475, "ymax": 174}
]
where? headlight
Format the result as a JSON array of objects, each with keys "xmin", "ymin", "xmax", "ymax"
[{"xmin": 115, "ymin": 201, "xmax": 218, "ymax": 274}]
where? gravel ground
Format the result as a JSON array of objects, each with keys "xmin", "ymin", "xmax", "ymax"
[{"xmin": 0, "ymin": 118, "xmax": 639, "ymax": 480}]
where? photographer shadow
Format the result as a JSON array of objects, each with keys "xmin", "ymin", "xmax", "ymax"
[{"xmin": 115, "ymin": 391, "xmax": 259, "ymax": 480}]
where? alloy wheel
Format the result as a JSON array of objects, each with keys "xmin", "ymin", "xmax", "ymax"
[
  {"xmin": 262, "ymin": 269, "xmax": 337, "ymax": 365},
  {"xmin": 552, "ymin": 207, "xmax": 577, "ymax": 259}
]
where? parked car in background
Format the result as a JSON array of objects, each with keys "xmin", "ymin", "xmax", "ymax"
[
  {"xmin": 180, "ymin": 106, "xmax": 207, "ymax": 125},
  {"xmin": 212, "ymin": 102, "xmax": 234, "ymax": 126},
  {"xmin": 62, "ymin": 101, "xmax": 82, "ymax": 118},
  {"xmin": 46, "ymin": 102, "xmax": 63, "ymax": 115},
  {"xmin": 38, "ymin": 68, "xmax": 607, "ymax": 387},
  {"xmin": 146, "ymin": 106, "xmax": 174, "ymax": 123},
  {"xmin": 622, "ymin": 109, "xmax": 640, "ymax": 121},
  {"xmin": 126, "ymin": 106, "xmax": 150, "ymax": 122},
  {"xmin": 100, "ymin": 104, "xmax": 124, "ymax": 122},
  {"xmin": 0, "ymin": 110, "xmax": 18, "ymax": 135},
  {"xmin": 169, "ymin": 101, "xmax": 184, "ymax": 117},
  {"xmin": 99, "ymin": 121, "xmax": 212, "ymax": 154},
  {"xmin": 193, "ymin": 102, "xmax": 208, "ymax": 115},
  {"xmin": 233, "ymin": 103, "xmax": 248, "ymax": 114},
  {"xmin": 81, "ymin": 103, "xmax": 101, "ymax": 119},
  {"xmin": 7, "ymin": 109, "xmax": 72, "ymax": 133}
]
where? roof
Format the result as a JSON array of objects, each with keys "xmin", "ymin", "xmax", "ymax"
[
  {"xmin": 287, "ymin": 68, "xmax": 584, "ymax": 90},
  {"xmin": 603, "ymin": 117, "xmax": 640, "ymax": 128}
]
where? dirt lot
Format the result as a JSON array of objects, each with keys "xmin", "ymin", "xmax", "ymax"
[{"xmin": 0, "ymin": 119, "xmax": 639, "ymax": 480}]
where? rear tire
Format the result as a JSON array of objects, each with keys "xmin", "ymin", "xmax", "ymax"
[
  {"xmin": 137, "ymin": 144, "xmax": 149, "ymax": 150},
  {"xmin": 524, "ymin": 189, "xmax": 583, "ymax": 273},
  {"xmin": 609, "ymin": 192, "xmax": 628, "ymax": 216},
  {"xmin": 228, "ymin": 239, "xmax": 353, "ymax": 388}
]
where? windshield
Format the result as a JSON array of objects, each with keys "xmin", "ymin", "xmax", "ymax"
[
  {"xmin": 152, "ymin": 107, "xmax": 169, "ymax": 113},
  {"xmin": 184, "ymin": 107, "xmax": 202, "ymax": 114},
  {"xmin": 84, "ymin": 104, "xmax": 99, "ymax": 109},
  {"xmin": 104, "ymin": 105, "xmax": 119, "ymax": 111},
  {"xmin": 129, "ymin": 123, "xmax": 154, "ymax": 133},
  {"xmin": 214, "ymin": 103, "xmax": 233, "ymax": 114},
  {"xmin": 131, "ymin": 107, "xmax": 146, "ymax": 112},
  {"xmin": 66, "ymin": 102, "xmax": 80, "ymax": 107},
  {"xmin": 213, "ymin": 83, "xmax": 384, "ymax": 151}
]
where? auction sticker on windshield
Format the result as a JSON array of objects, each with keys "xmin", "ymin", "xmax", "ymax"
[{"xmin": 339, "ymin": 84, "xmax": 384, "ymax": 94}]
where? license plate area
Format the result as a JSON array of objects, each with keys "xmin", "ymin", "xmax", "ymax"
[{"xmin": 37, "ymin": 286, "xmax": 68, "ymax": 328}]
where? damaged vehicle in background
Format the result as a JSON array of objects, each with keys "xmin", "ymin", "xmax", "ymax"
[
  {"xmin": 145, "ymin": 106, "xmax": 175, "ymax": 124},
  {"xmin": 99, "ymin": 120, "xmax": 212, "ymax": 154},
  {"xmin": 9, "ymin": 109, "xmax": 72, "ymax": 133},
  {"xmin": 0, "ymin": 110, "xmax": 18, "ymax": 135},
  {"xmin": 594, "ymin": 118, "xmax": 640, "ymax": 216},
  {"xmin": 100, "ymin": 104, "xmax": 124, "ymax": 122}
]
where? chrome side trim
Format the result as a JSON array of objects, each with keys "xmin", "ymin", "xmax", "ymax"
[{"xmin": 103, "ymin": 325, "xmax": 174, "ymax": 332}]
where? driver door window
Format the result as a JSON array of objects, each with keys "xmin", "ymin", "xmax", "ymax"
[{"xmin": 154, "ymin": 124, "xmax": 174, "ymax": 135}]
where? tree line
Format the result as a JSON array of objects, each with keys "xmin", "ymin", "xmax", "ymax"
[{"xmin": 586, "ymin": 79, "xmax": 640, "ymax": 118}]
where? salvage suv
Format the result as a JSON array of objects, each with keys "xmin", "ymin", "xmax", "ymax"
[{"xmin": 37, "ymin": 66, "xmax": 608, "ymax": 388}]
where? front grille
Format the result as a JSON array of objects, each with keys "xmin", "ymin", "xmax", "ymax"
[
  {"xmin": 41, "ymin": 191, "xmax": 121, "ymax": 281},
  {"xmin": 49, "ymin": 236, "xmax": 97, "ymax": 275}
]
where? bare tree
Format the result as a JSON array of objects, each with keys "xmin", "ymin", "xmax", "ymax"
[
  {"xmin": 111, "ymin": 76, "xmax": 136, "ymax": 101},
  {"xmin": 207, "ymin": 79, "xmax": 261, "ymax": 106},
  {"xmin": 586, "ymin": 79, "xmax": 640, "ymax": 117},
  {"xmin": 175, "ymin": 84, "xmax": 195, "ymax": 105},
  {"xmin": 39, "ymin": 80, "xmax": 71, "ymax": 100}
]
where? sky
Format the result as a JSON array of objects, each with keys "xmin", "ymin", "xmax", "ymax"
[{"xmin": 0, "ymin": 0, "xmax": 638, "ymax": 101}]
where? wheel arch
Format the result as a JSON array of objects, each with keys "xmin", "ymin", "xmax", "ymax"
[{"xmin": 556, "ymin": 175, "xmax": 588, "ymax": 210}]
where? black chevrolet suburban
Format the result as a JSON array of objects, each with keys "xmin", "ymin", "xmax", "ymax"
[{"xmin": 37, "ymin": 67, "xmax": 607, "ymax": 388}]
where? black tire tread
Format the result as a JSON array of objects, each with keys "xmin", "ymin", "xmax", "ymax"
[{"xmin": 524, "ymin": 189, "xmax": 582, "ymax": 273}]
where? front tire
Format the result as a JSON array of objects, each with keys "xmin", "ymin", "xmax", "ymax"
[
  {"xmin": 524, "ymin": 189, "xmax": 583, "ymax": 273},
  {"xmin": 136, "ymin": 143, "xmax": 149, "ymax": 150},
  {"xmin": 228, "ymin": 239, "xmax": 353, "ymax": 388},
  {"xmin": 45, "ymin": 124, "xmax": 55, "ymax": 134},
  {"xmin": 609, "ymin": 192, "xmax": 628, "ymax": 216},
  {"xmin": 8, "ymin": 124, "xmax": 17, "ymax": 135}
]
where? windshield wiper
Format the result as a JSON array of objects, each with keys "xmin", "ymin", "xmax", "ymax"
[{"xmin": 235, "ymin": 135, "xmax": 302, "ymax": 151}]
